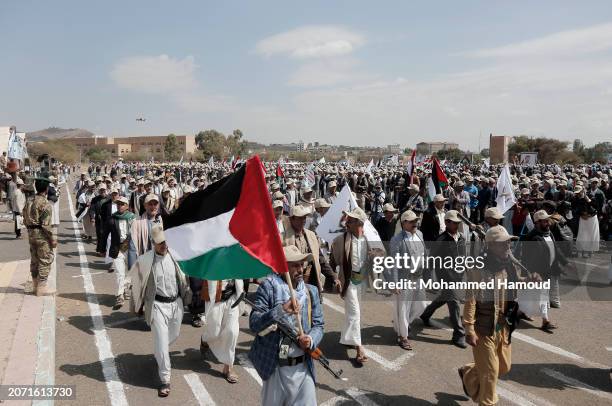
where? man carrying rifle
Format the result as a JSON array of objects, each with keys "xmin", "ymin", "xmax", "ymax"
[
  {"xmin": 249, "ymin": 245, "xmax": 324, "ymax": 406},
  {"xmin": 459, "ymin": 225, "xmax": 522, "ymax": 406}
]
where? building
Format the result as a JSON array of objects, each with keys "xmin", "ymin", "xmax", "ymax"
[
  {"xmin": 61, "ymin": 134, "xmax": 196, "ymax": 158},
  {"xmin": 416, "ymin": 142, "xmax": 459, "ymax": 155},
  {"xmin": 489, "ymin": 134, "xmax": 513, "ymax": 164},
  {"xmin": 297, "ymin": 140, "xmax": 305, "ymax": 152},
  {"xmin": 387, "ymin": 144, "xmax": 401, "ymax": 154}
]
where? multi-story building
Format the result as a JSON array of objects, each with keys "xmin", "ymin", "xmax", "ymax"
[
  {"xmin": 416, "ymin": 142, "xmax": 459, "ymax": 155},
  {"xmin": 297, "ymin": 140, "xmax": 305, "ymax": 152},
  {"xmin": 58, "ymin": 134, "xmax": 196, "ymax": 158}
]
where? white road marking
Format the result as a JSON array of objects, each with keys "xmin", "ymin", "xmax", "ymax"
[
  {"xmin": 543, "ymin": 368, "xmax": 612, "ymax": 401},
  {"xmin": 606, "ymin": 347, "xmax": 612, "ymax": 352},
  {"xmin": 497, "ymin": 381, "xmax": 557, "ymax": 406},
  {"xmin": 184, "ymin": 373, "xmax": 216, "ymax": 406},
  {"xmin": 319, "ymin": 395, "xmax": 350, "ymax": 406},
  {"xmin": 428, "ymin": 319, "xmax": 608, "ymax": 370},
  {"xmin": 66, "ymin": 188, "xmax": 129, "ymax": 406},
  {"xmin": 71, "ymin": 271, "xmax": 105, "ymax": 278},
  {"xmin": 345, "ymin": 387, "xmax": 380, "ymax": 406},
  {"xmin": 323, "ymin": 298, "xmax": 415, "ymax": 371},
  {"xmin": 236, "ymin": 353, "xmax": 262, "ymax": 386},
  {"xmin": 512, "ymin": 332, "xmax": 608, "ymax": 370}
]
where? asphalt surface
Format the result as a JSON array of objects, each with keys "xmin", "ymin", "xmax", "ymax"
[{"xmin": 41, "ymin": 185, "xmax": 612, "ymax": 406}]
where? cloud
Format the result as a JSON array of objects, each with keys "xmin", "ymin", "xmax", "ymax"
[
  {"xmin": 254, "ymin": 25, "xmax": 364, "ymax": 59},
  {"xmin": 465, "ymin": 22, "xmax": 612, "ymax": 59},
  {"xmin": 111, "ymin": 54, "xmax": 197, "ymax": 94}
]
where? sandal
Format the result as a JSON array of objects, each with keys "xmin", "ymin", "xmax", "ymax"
[
  {"xmin": 224, "ymin": 372, "xmax": 239, "ymax": 384},
  {"xmin": 398, "ymin": 337, "xmax": 413, "ymax": 351},
  {"xmin": 541, "ymin": 321, "xmax": 558, "ymax": 333},
  {"xmin": 158, "ymin": 384, "xmax": 170, "ymax": 397},
  {"xmin": 355, "ymin": 350, "xmax": 369, "ymax": 364}
]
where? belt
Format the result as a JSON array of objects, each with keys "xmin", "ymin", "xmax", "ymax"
[
  {"xmin": 26, "ymin": 225, "xmax": 42, "ymax": 230},
  {"xmin": 278, "ymin": 355, "xmax": 305, "ymax": 367},
  {"xmin": 155, "ymin": 294, "xmax": 178, "ymax": 303}
]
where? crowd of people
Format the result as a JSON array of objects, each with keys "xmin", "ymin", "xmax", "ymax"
[{"xmin": 1, "ymin": 155, "xmax": 611, "ymax": 405}]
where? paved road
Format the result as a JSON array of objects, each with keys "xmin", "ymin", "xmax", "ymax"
[{"xmin": 48, "ymin": 185, "xmax": 612, "ymax": 406}]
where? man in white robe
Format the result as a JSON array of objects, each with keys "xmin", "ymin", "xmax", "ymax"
[
  {"xmin": 200, "ymin": 279, "xmax": 243, "ymax": 383},
  {"xmin": 128, "ymin": 225, "xmax": 191, "ymax": 397},
  {"xmin": 389, "ymin": 210, "xmax": 429, "ymax": 350}
]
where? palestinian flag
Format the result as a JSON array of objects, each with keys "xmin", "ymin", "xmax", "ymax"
[
  {"xmin": 427, "ymin": 157, "xmax": 449, "ymax": 200},
  {"xmin": 276, "ymin": 160, "xmax": 284, "ymax": 178},
  {"xmin": 164, "ymin": 155, "xmax": 287, "ymax": 279}
]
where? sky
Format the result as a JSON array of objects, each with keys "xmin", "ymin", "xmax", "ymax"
[{"xmin": 2, "ymin": 1, "xmax": 612, "ymax": 151}]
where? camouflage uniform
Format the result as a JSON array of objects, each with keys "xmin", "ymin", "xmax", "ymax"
[{"xmin": 23, "ymin": 194, "xmax": 56, "ymax": 282}]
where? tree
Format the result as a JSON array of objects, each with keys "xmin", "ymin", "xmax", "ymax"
[
  {"xmin": 164, "ymin": 133, "xmax": 181, "ymax": 161},
  {"xmin": 508, "ymin": 136, "xmax": 570, "ymax": 164},
  {"xmin": 195, "ymin": 129, "xmax": 226, "ymax": 158},
  {"xmin": 85, "ymin": 146, "xmax": 112, "ymax": 162},
  {"xmin": 227, "ymin": 129, "xmax": 247, "ymax": 156},
  {"xmin": 435, "ymin": 148, "xmax": 465, "ymax": 162},
  {"xmin": 480, "ymin": 148, "xmax": 490, "ymax": 158},
  {"xmin": 580, "ymin": 142, "xmax": 612, "ymax": 162},
  {"xmin": 27, "ymin": 140, "xmax": 79, "ymax": 163}
]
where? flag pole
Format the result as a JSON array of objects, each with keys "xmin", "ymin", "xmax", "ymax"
[{"xmin": 283, "ymin": 272, "xmax": 304, "ymax": 336}]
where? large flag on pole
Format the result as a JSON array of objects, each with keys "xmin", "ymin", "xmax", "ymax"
[
  {"xmin": 406, "ymin": 149, "xmax": 416, "ymax": 181},
  {"xmin": 427, "ymin": 157, "xmax": 449, "ymax": 200},
  {"xmin": 316, "ymin": 185, "xmax": 382, "ymax": 245},
  {"xmin": 164, "ymin": 156, "xmax": 287, "ymax": 279},
  {"xmin": 496, "ymin": 164, "xmax": 516, "ymax": 214}
]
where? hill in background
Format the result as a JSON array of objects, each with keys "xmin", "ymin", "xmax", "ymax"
[{"xmin": 27, "ymin": 127, "xmax": 94, "ymax": 142}]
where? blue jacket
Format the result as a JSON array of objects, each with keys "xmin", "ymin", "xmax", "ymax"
[{"xmin": 248, "ymin": 274, "xmax": 324, "ymax": 382}]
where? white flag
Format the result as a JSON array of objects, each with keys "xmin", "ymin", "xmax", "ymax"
[
  {"xmin": 316, "ymin": 185, "xmax": 381, "ymax": 244},
  {"xmin": 318, "ymin": 157, "xmax": 325, "ymax": 164},
  {"xmin": 304, "ymin": 163, "xmax": 316, "ymax": 188},
  {"xmin": 366, "ymin": 159, "xmax": 374, "ymax": 174},
  {"xmin": 208, "ymin": 156, "xmax": 214, "ymax": 165},
  {"xmin": 496, "ymin": 164, "xmax": 516, "ymax": 214}
]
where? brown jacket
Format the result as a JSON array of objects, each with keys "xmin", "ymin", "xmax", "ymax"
[
  {"xmin": 329, "ymin": 232, "xmax": 384, "ymax": 297},
  {"xmin": 282, "ymin": 226, "xmax": 323, "ymax": 293}
]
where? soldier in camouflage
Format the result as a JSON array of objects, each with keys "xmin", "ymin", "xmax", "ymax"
[{"xmin": 23, "ymin": 176, "xmax": 57, "ymax": 296}]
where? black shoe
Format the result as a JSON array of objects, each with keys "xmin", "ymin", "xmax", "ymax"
[
  {"xmin": 452, "ymin": 338, "xmax": 467, "ymax": 349},
  {"xmin": 458, "ymin": 367, "xmax": 469, "ymax": 397},
  {"xmin": 549, "ymin": 302, "xmax": 560, "ymax": 309},
  {"xmin": 420, "ymin": 315, "xmax": 432, "ymax": 327}
]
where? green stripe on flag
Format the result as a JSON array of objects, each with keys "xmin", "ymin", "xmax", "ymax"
[{"xmin": 177, "ymin": 243, "xmax": 272, "ymax": 280}]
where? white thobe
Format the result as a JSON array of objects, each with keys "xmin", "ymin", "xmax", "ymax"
[
  {"xmin": 150, "ymin": 252, "xmax": 183, "ymax": 384},
  {"xmin": 200, "ymin": 280, "xmax": 242, "ymax": 365},
  {"xmin": 392, "ymin": 231, "xmax": 429, "ymax": 338},
  {"xmin": 340, "ymin": 235, "xmax": 367, "ymax": 347}
]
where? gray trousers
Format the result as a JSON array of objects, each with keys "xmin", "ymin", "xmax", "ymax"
[{"xmin": 421, "ymin": 289, "xmax": 465, "ymax": 341}]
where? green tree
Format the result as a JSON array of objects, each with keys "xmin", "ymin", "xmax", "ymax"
[
  {"xmin": 435, "ymin": 148, "xmax": 465, "ymax": 162},
  {"xmin": 195, "ymin": 129, "xmax": 226, "ymax": 159},
  {"xmin": 164, "ymin": 133, "xmax": 181, "ymax": 161},
  {"xmin": 227, "ymin": 129, "xmax": 247, "ymax": 156},
  {"xmin": 508, "ymin": 136, "xmax": 570, "ymax": 164},
  {"xmin": 580, "ymin": 142, "xmax": 611, "ymax": 162},
  {"xmin": 85, "ymin": 146, "xmax": 112, "ymax": 162}
]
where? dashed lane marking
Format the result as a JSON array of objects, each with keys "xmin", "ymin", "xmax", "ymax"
[
  {"xmin": 66, "ymin": 187, "xmax": 128, "ymax": 406},
  {"xmin": 184, "ymin": 373, "xmax": 216, "ymax": 406}
]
